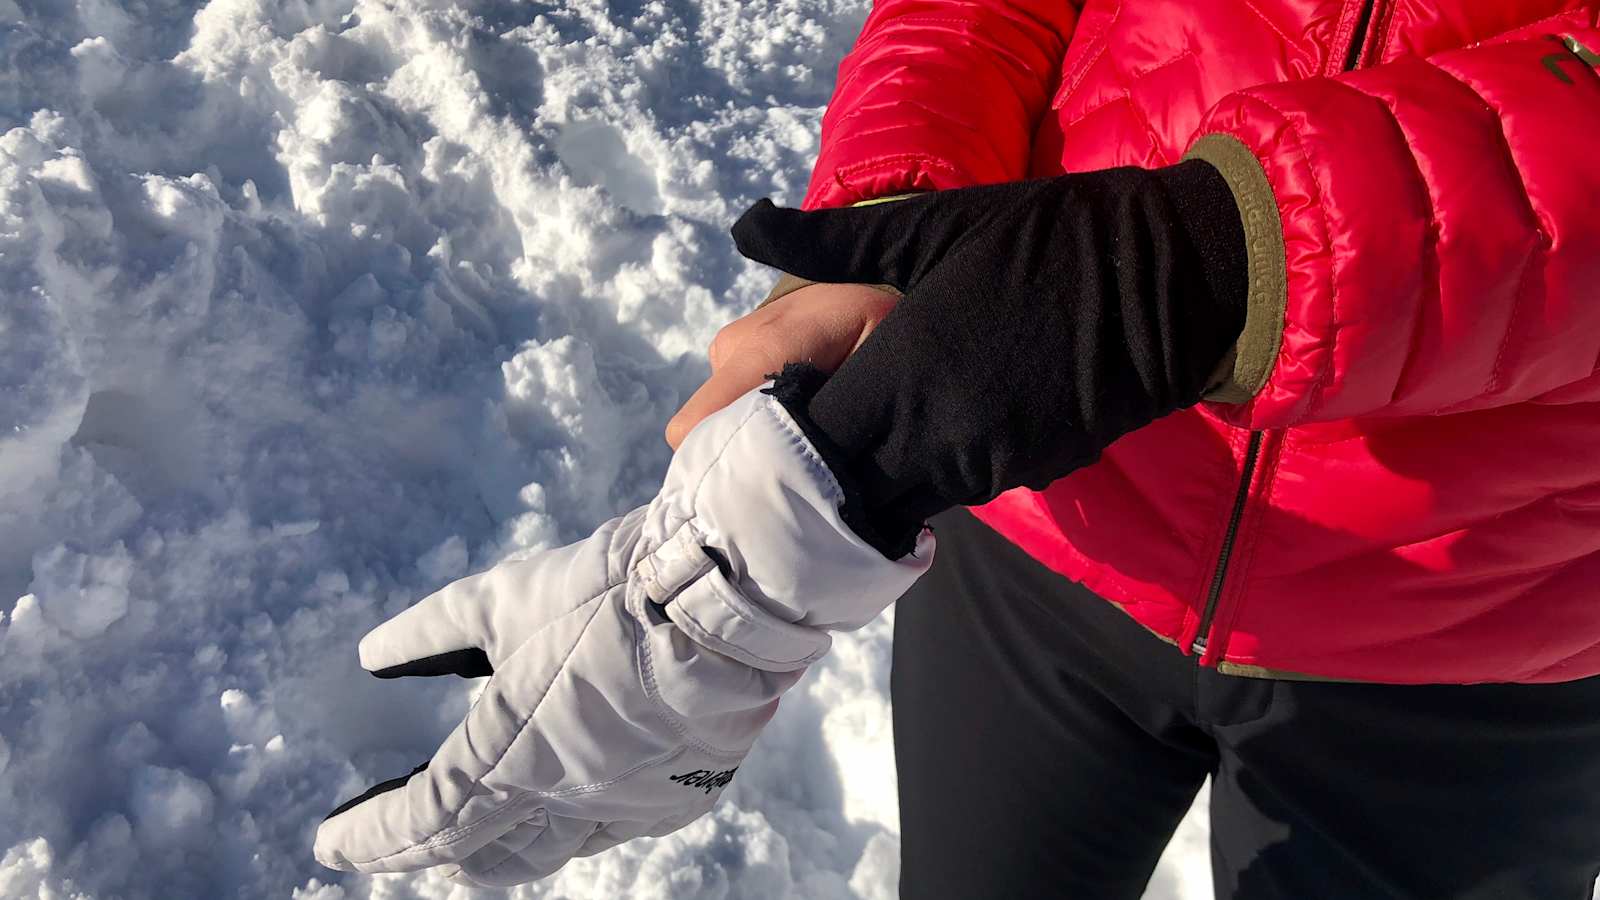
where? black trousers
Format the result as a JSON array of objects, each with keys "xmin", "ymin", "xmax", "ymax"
[{"xmin": 892, "ymin": 508, "xmax": 1600, "ymax": 900}]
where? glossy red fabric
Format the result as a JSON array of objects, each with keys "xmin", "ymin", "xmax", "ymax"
[{"xmin": 804, "ymin": 0, "xmax": 1600, "ymax": 683}]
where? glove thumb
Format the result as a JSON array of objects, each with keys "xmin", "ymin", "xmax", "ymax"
[{"xmin": 731, "ymin": 196, "xmax": 936, "ymax": 291}]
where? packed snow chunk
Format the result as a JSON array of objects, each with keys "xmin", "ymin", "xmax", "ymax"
[
  {"xmin": 26, "ymin": 543, "xmax": 133, "ymax": 639},
  {"xmin": 128, "ymin": 766, "xmax": 216, "ymax": 846},
  {"xmin": 416, "ymin": 534, "xmax": 468, "ymax": 584},
  {"xmin": 848, "ymin": 832, "xmax": 899, "ymax": 900},
  {"xmin": 220, "ymin": 689, "xmax": 283, "ymax": 747},
  {"xmin": 0, "ymin": 128, "xmax": 94, "ymax": 507},
  {"xmin": 291, "ymin": 879, "xmax": 346, "ymax": 900},
  {"xmin": 554, "ymin": 120, "xmax": 665, "ymax": 216},
  {"xmin": 0, "ymin": 732, "xmax": 9, "ymax": 776},
  {"xmin": 138, "ymin": 173, "xmax": 226, "ymax": 243},
  {"xmin": 0, "ymin": 838, "xmax": 93, "ymax": 900}
]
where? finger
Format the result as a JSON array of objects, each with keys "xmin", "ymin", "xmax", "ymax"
[
  {"xmin": 451, "ymin": 813, "xmax": 601, "ymax": 887},
  {"xmin": 357, "ymin": 576, "xmax": 497, "ymax": 679},
  {"xmin": 665, "ymin": 352, "xmax": 783, "ymax": 450},
  {"xmin": 316, "ymin": 594, "xmax": 610, "ymax": 874},
  {"xmin": 666, "ymin": 286, "xmax": 897, "ymax": 450},
  {"xmin": 732, "ymin": 196, "xmax": 936, "ymax": 290},
  {"xmin": 314, "ymin": 752, "xmax": 516, "ymax": 875}
]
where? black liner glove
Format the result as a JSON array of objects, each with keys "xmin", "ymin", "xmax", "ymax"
[{"xmin": 732, "ymin": 160, "xmax": 1248, "ymax": 559}]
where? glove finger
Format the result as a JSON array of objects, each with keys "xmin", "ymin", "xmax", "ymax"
[
  {"xmin": 575, "ymin": 814, "xmax": 690, "ymax": 859},
  {"xmin": 360, "ymin": 509, "xmax": 640, "ymax": 669},
  {"xmin": 731, "ymin": 197, "xmax": 935, "ymax": 291},
  {"xmin": 451, "ymin": 813, "xmax": 601, "ymax": 887},
  {"xmin": 358, "ymin": 576, "xmax": 497, "ymax": 679},
  {"xmin": 316, "ymin": 593, "xmax": 612, "ymax": 874},
  {"xmin": 313, "ymin": 751, "xmax": 522, "ymax": 875},
  {"xmin": 360, "ymin": 512, "xmax": 637, "ymax": 675}
]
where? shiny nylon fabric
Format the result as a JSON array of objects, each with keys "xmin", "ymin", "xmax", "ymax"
[{"xmin": 803, "ymin": 0, "xmax": 1600, "ymax": 683}]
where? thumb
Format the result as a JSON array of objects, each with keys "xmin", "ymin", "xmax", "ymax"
[{"xmin": 732, "ymin": 196, "xmax": 935, "ymax": 291}]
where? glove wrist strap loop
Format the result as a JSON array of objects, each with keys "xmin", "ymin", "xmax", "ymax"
[{"xmin": 663, "ymin": 566, "xmax": 832, "ymax": 672}]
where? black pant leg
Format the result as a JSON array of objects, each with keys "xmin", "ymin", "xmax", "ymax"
[
  {"xmin": 893, "ymin": 508, "xmax": 1216, "ymax": 900},
  {"xmin": 1205, "ymin": 673, "xmax": 1600, "ymax": 900}
]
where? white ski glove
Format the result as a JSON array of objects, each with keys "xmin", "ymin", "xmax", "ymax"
[{"xmin": 313, "ymin": 384, "xmax": 933, "ymax": 886}]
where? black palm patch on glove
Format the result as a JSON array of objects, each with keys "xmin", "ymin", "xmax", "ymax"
[{"xmin": 372, "ymin": 647, "xmax": 493, "ymax": 679}]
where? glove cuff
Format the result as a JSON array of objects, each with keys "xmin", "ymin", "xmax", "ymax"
[{"xmin": 641, "ymin": 386, "xmax": 934, "ymax": 672}]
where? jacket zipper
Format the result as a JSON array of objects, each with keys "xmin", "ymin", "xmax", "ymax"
[
  {"xmin": 1190, "ymin": 430, "xmax": 1263, "ymax": 658},
  {"xmin": 1190, "ymin": 0, "xmax": 1383, "ymax": 660},
  {"xmin": 1341, "ymin": 0, "xmax": 1382, "ymax": 71}
]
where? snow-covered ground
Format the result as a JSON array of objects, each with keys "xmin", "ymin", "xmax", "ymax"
[{"xmin": 0, "ymin": 1, "xmax": 1209, "ymax": 896}]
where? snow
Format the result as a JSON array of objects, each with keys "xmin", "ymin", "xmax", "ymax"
[{"xmin": 0, "ymin": 1, "xmax": 1208, "ymax": 897}]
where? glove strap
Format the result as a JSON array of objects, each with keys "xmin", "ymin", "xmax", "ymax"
[{"xmin": 634, "ymin": 525, "xmax": 832, "ymax": 672}]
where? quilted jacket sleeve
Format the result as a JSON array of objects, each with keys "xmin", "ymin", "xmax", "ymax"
[
  {"xmin": 801, "ymin": 0, "xmax": 1079, "ymax": 210},
  {"xmin": 1186, "ymin": 25, "xmax": 1600, "ymax": 427}
]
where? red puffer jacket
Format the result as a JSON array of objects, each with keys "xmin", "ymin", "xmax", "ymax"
[{"xmin": 804, "ymin": 0, "xmax": 1600, "ymax": 683}]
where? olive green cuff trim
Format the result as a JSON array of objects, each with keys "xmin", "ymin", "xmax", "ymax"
[
  {"xmin": 1183, "ymin": 134, "xmax": 1288, "ymax": 405},
  {"xmin": 850, "ymin": 192, "xmax": 923, "ymax": 207},
  {"xmin": 753, "ymin": 194, "xmax": 919, "ymax": 310},
  {"xmin": 1216, "ymin": 661, "xmax": 1366, "ymax": 683},
  {"xmin": 1113, "ymin": 595, "xmax": 1360, "ymax": 683},
  {"xmin": 755, "ymin": 273, "xmax": 903, "ymax": 310}
]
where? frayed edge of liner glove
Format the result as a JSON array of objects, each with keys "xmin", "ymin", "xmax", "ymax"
[
  {"xmin": 732, "ymin": 159, "xmax": 1249, "ymax": 559},
  {"xmin": 313, "ymin": 385, "xmax": 933, "ymax": 887}
]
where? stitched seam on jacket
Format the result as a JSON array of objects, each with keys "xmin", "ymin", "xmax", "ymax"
[
  {"xmin": 1057, "ymin": 47, "xmax": 1195, "ymax": 134},
  {"xmin": 1130, "ymin": 95, "xmax": 1175, "ymax": 166},
  {"xmin": 1326, "ymin": 0, "xmax": 1364, "ymax": 76},
  {"xmin": 1422, "ymin": 60, "xmax": 1547, "ymax": 400},
  {"xmin": 1055, "ymin": 0, "xmax": 1122, "ymax": 106},
  {"xmin": 1371, "ymin": 0, "xmax": 1401, "ymax": 63},
  {"xmin": 831, "ymin": 155, "xmax": 963, "ymax": 201},
  {"xmin": 1239, "ymin": 0, "xmax": 1300, "ymax": 51},
  {"xmin": 830, "ymin": 120, "xmax": 1017, "ymax": 180},
  {"xmin": 1325, "ymin": 74, "xmax": 1441, "ymax": 412},
  {"xmin": 839, "ymin": 117, "xmax": 995, "ymax": 142},
  {"xmin": 834, "ymin": 16, "xmax": 1057, "ymax": 119},
  {"xmin": 1237, "ymin": 90, "xmax": 1342, "ymax": 418},
  {"xmin": 1057, "ymin": 92, "xmax": 1132, "ymax": 133},
  {"xmin": 831, "ymin": 85, "xmax": 1011, "ymax": 129},
  {"xmin": 346, "ymin": 593, "xmax": 611, "ymax": 866},
  {"xmin": 1474, "ymin": 9, "xmax": 1595, "ymax": 47},
  {"xmin": 834, "ymin": 152, "xmax": 962, "ymax": 179}
]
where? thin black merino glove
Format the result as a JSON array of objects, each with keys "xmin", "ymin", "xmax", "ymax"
[{"xmin": 731, "ymin": 160, "xmax": 1248, "ymax": 559}]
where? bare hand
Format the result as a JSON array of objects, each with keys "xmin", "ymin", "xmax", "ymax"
[{"xmin": 665, "ymin": 282, "xmax": 898, "ymax": 450}]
